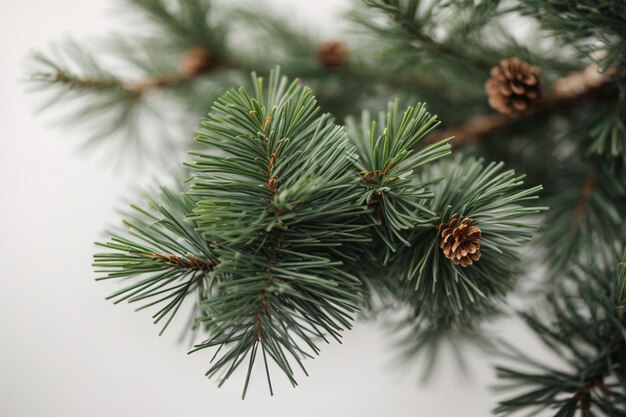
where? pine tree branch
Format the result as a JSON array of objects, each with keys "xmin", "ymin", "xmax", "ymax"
[
  {"xmin": 542, "ymin": 162, "xmax": 626, "ymax": 273},
  {"xmin": 390, "ymin": 158, "xmax": 546, "ymax": 354},
  {"xmin": 94, "ymin": 182, "xmax": 218, "ymax": 334},
  {"xmin": 430, "ymin": 64, "xmax": 618, "ymax": 146},
  {"xmin": 185, "ymin": 70, "xmax": 372, "ymax": 396},
  {"xmin": 398, "ymin": 24, "xmax": 493, "ymax": 72},
  {"xmin": 49, "ymin": 59, "xmax": 235, "ymax": 96},
  {"xmin": 345, "ymin": 100, "xmax": 450, "ymax": 259},
  {"xmin": 568, "ymin": 165, "xmax": 597, "ymax": 239},
  {"xmin": 254, "ymin": 125, "xmax": 285, "ymax": 344},
  {"xmin": 572, "ymin": 375, "xmax": 612, "ymax": 410},
  {"xmin": 494, "ymin": 252, "xmax": 626, "ymax": 415},
  {"xmin": 362, "ymin": 0, "xmax": 495, "ymax": 71},
  {"xmin": 52, "ymin": 71, "xmax": 126, "ymax": 90},
  {"xmin": 136, "ymin": 252, "xmax": 220, "ymax": 273}
]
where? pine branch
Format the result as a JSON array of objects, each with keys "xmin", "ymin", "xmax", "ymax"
[
  {"xmin": 542, "ymin": 162, "xmax": 626, "ymax": 273},
  {"xmin": 138, "ymin": 252, "xmax": 219, "ymax": 272},
  {"xmin": 50, "ymin": 71, "xmax": 126, "ymax": 91},
  {"xmin": 185, "ymin": 69, "xmax": 371, "ymax": 397},
  {"xmin": 85, "ymin": 56, "xmax": 554, "ymax": 394},
  {"xmin": 518, "ymin": 0, "xmax": 626, "ymax": 70},
  {"xmin": 27, "ymin": 0, "xmax": 237, "ymax": 156},
  {"xmin": 125, "ymin": 0, "xmax": 229, "ymax": 57},
  {"xmin": 568, "ymin": 166, "xmax": 596, "ymax": 239},
  {"xmin": 346, "ymin": 99, "xmax": 451, "ymax": 259},
  {"xmin": 359, "ymin": 0, "xmax": 496, "ymax": 71},
  {"xmin": 494, "ymin": 250, "xmax": 626, "ymax": 416},
  {"xmin": 430, "ymin": 63, "xmax": 619, "ymax": 146},
  {"xmin": 94, "ymin": 181, "xmax": 218, "ymax": 335},
  {"xmin": 32, "ymin": 0, "xmax": 626, "ymax": 404},
  {"xmin": 386, "ymin": 157, "xmax": 546, "ymax": 354},
  {"xmin": 46, "ymin": 66, "xmax": 202, "ymax": 96},
  {"xmin": 232, "ymin": 2, "xmax": 465, "ymax": 113}
]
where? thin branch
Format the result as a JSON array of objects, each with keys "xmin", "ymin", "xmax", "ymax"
[
  {"xmin": 53, "ymin": 72, "xmax": 125, "ymax": 90},
  {"xmin": 378, "ymin": 2, "xmax": 494, "ymax": 71},
  {"xmin": 406, "ymin": 29, "xmax": 493, "ymax": 71},
  {"xmin": 572, "ymin": 375, "xmax": 612, "ymax": 409},
  {"xmin": 568, "ymin": 166, "xmax": 597, "ymax": 239},
  {"xmin": 48, "ymin": 53, "xmax": 237, "ymax": 96},
  {"xmin": 254, "ymin": 119, "xmax": 285, "ymax": 342},
  {"xmin": 138, "ymin": 252, "xmax": 220, "ymax": 272},
  {"xmin": 429, "ymin": 64, "xmax": 618, "ymax": 146}
]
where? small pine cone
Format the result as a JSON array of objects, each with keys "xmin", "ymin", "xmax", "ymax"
[
  {"xmin": 438, "ymin": 214, "xmax": 482, "ymax": 267},
  {"xmin": 180, "ymin": 47, "xmax": 215, "ymax": 76},
  {"xmin": 485, "ymin": 58, "xmax": 542, "ymax": 116},
  {"xmin": 316, "ymin": 41, "xmax": 349, "ymax": 69}
]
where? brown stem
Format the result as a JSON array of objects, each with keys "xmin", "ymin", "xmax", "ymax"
[
  {"xmin": 572, "ymin": 375, "xmax": 611, "ymax": 409},
  {"xmin": 53, "ymin": 72, "xmax": 125, "ymax": 90},
  {"xmin": 433, "ymin": 113, "xmax": 512, "ymax": 147},
  {"xmin": 138, "ymin": 252, "xmax": 219, "ymax": 272},
  {"xmin": 568, "ymin": 166, "xmax": 597, "ymax": 239},
  {"xmin": 53, "ymin": 70, "xmax": 200, "ymax": 96},
  {"xmin": 255, "ymin": 233, "xmax": 283, "ymax": 341},
  {"xmin": 254, "ymin": 283, "xmax": 270, "ymax": 341},
  {"xmin": 51, "ymin": 48, "xmax": 236, "ymax": 96},
  {"xmin": 254, "ymin": 116, "xmax": 285, "ymax": 342},
  {"xmin": 127, "ymin": 74, "xmax": 192, "ymax": 93},
  {"xmin": 429, "ymin": 64, "xmax": 617, "ymax": 146}
]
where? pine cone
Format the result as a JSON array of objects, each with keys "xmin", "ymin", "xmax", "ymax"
[
  {"xmin": 180, "ymin": 47, "xmax": 215, "ymax": 76},
  {"xmin": 316, "ymin": 41, "xmax": 348, "ymax": 69},
  {"xmin": 485, "ymin": 58, "xmax": 542, "ymax": 116},
  {"xmin": 438, "ymin": 214, "xmax": 482, "ymax": 267}
]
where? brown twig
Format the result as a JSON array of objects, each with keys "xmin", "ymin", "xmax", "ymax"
[
  {"xmin": 392, "ymin": 14, "xmax": 493, "ymax": 72},
  {"xmin": 51, "ymin": 48, "xmax": 234, "ymax": 96},
  {"xmin": 572, "ymin": 375, "xmax": 611, "ymax": 409},
  {"xmin": 254, "ymin": 115, "xmax": 287, "ymax": 342},
  {"xmin": 429, "ymin": 63, "xmax": 617, "ymax": 146},
  {"xmin": 568, "ymin": 166, "xmax": 597, "ymax": 239},
  {"xmin": 139, "ymin": 252, "xmax": 220, "ymax": 272},
  {"xmin": 53, "ymin": 72, "xmax": 125, "ymax": 90},
  {"xmin": 53, "ymin": 70, "xmax": 199, "ymax": 96}
]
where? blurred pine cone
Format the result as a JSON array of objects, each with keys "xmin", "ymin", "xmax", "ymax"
[
  {"xmin": 438, "ymin": 214, "xmax": 482, "ymax": 267},
  {"xmin": 180, "ymin": 47, "xmax": 215, "ymax": 76},
  {"xmin": 316, "ymin": 41, "xmax": 349, "ymax": 69},
  {"xmin": 485, "ymin": 58, "xmax": 542, "ymax": 116}
]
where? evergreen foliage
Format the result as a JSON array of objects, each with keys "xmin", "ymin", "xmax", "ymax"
[
  {"xmin": 394, "ymin": 158, "xmax": 545, "ymax": 337},
  {"xmin": 186, "ymin": 71, "xmax": 371, "ymax": 396},
  {"xmin": 495, "ymin": 251, "xmax": 626, "ymax": 416},
  {"xmin": 345, "ymin": 100, "xmax": 451, "ymax": 258},
  {"xmin": 92, "ymin": 69, "xmax": 542, "ymax": 395},
  {"xmin": 93, "ymin": 180, "xmax": 217, "ymax": 335},
  {"xmin": 30, "ymin": 0, "xmax": 626, "ymax": 413}
]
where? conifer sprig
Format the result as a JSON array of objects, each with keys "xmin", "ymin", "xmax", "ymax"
[
  {"xmin": 494, "ymin": 250, "xmax": 626, "ymax": 416},
  {"xmin": 346, "ymin": 99, "xmax": 451, "ymax": 258},
  {"xmin": 390, "ymin": 158, "xmax": 546, "ymax": 350},
  {"xmin": 24, "ymin": 0, "xmax": 626, "ymax": 410},
  {"xmin": 542, "ymin": 163, "xmax": 626, "ymax": 274},
  {"xmin": 93, "ymin": 182, "xmax": 218, "ymax": 335},
  {"xmin": 92, "ymin": 68, "xmax": 550, "ymax": 395},
  {"xmin": 185, "ymin": 70, "xmax": 373, "ymax": 397}
]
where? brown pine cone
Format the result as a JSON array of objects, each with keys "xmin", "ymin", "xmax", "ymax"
[
  {"xmin": 180, "ymin": 47, "xmax": 215, "ymax": 76},
  {"xmin": 438, "ymin": 214, "xmax": 482, "ymax": 267},
  {"xmin": 485, "ymin": 58, "xmax": 542, "ymax": 116},
  {"xmin": 316, "ymin": 41, "xmax": 349, "ymax": 69}
]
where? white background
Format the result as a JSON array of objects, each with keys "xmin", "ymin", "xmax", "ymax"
[{"xmin": 0, "ymin": 1, "xmax": 551, "ymax": 416}]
